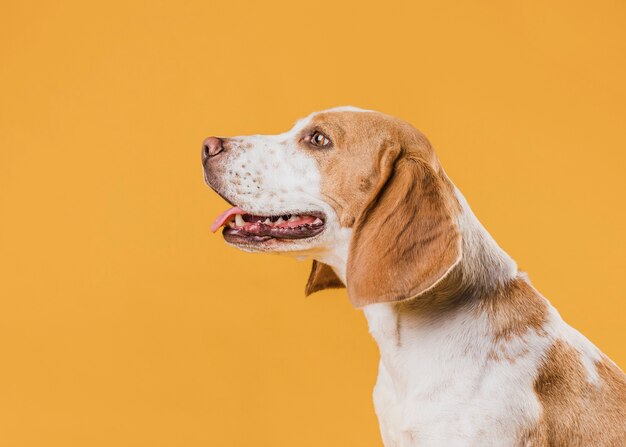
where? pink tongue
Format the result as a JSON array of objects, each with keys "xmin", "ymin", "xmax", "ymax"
[{"xmin": 211, "ymin": 206, "xmax": 244, "ymax": 233}]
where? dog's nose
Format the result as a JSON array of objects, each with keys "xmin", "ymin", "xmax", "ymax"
[{"xmin": 202, "ymin": 136, "xmax": 224, "ymax": 161}]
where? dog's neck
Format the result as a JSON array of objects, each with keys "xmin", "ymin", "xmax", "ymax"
[
  {"xmin": 451, "ymin": 187, "xmax": 518, "ymax": 295},
  {"xmin": 318, "ymin": 187, "xmax": 520, "ymax": 359}
]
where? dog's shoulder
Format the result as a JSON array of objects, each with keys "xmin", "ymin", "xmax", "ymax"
[
  {"xmin": 533, "ymin": 325, "xmax": 626, "ymax": 445},
  {"xmin": 477, "ymin": 275, "xmax": 626, "ymax": 445}
]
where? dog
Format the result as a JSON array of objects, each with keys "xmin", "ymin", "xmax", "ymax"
[{"xmin": 201, "ymin": 107, "xmax": 626, "ymax": 446}]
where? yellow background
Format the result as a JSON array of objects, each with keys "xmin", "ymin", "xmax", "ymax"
[{"xmin": 1, "ymin": 1, "xmax": 625, "ymax": 445}]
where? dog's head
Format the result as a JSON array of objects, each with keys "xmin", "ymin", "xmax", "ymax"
[{"xmin": 202, "ymin": 107, "xmax": 463, "ymax": 307}]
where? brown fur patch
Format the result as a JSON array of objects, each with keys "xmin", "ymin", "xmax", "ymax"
[
  {"xmin": 479, "ymin": 275, "xmax": 549, "ymax": 343},
  {"xmin": 532, "ymin": 340, "xmax": 626, "ymax": 446}
]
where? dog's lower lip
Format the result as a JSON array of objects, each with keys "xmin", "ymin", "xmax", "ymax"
[{"xmin": 222, "ymin": 231, "xmax": 275, "ymax": 244}]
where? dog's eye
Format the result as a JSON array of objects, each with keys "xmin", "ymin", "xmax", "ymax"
[{"xmin": 309, "ymin": 131, "xmax": 331, "ymax": 148}]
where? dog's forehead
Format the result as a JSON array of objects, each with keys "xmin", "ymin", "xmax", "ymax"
[{"xmin": 289, "ymin": 106, "xmax": 375, "ymax": 134}]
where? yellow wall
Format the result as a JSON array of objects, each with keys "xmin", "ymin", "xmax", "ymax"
[{"xmin": 1, "ymin": 1, "xmax": 625, "ymax": 445}]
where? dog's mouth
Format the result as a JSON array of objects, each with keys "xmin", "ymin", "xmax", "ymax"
[{"xmin": 211, "ymin": 206, "xmax": 326, "ymax": 243}]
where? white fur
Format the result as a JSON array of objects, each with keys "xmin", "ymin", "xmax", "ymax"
[{"xmin": 211, "ymin": 107, "xmax": 605, "ymax": 446}]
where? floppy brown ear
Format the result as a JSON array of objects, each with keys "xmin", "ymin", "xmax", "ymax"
[
  {"xmin": 305, "ymin": 260, "xmax": 345, "ymax": 296},
  {"xmin": 346, "ymin": 152, "xmax": 462, "ymax": 307}
]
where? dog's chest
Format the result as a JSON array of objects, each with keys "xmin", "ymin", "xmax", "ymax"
[{"xmin": 363, "ymin": 303, "xmax": 550, "ymax": 447}]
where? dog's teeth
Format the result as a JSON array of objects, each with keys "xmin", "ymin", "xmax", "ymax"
[
  {"xmin": 235, "ymin": 214, "xmax": 245, "ymax": 227},
  {"xmin": 313, "ymin": 217, "xmax": 323, "ymax": 225},
  {"xmin": 288, "ymin": 215, "xmax": 299, "ymax": 222},
  {"xmin": 275, "ymin": 217, "xmax": 285, "ymax": 224},
  {"xmin": 263, "ymin": 218, "xmax": 271, "ymax": 225}
]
